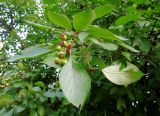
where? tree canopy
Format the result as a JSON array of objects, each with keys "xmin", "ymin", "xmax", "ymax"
[{"xmin": 0, "ymin": 0, "xmax": 160, "ymax": 115}]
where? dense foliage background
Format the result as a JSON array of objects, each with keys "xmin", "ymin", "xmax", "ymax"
[{"xmin": 0, "ymin": 0, "xmax": 160, "ymax": 115}]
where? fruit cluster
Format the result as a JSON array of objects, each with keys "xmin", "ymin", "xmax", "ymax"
[{"xmin": 54, "ymin": 33, "xmax": 72, "ymax": 66}]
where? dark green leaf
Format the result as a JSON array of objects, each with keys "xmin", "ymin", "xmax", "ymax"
[
  {"xmin": 138, "ymin": 38, "xmax": 152, "ymax": 53},
  {"xmin": 117, "ymin": 98, "xmax": 126, "ymax": 112}
]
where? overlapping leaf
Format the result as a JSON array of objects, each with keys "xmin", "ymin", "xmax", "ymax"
[
  {"xmin": 73, "ymin": 9, "xmax": 95, "ymax": 32},
  {"xmin": 102, "ymin": 63, "xmax": 144, "ymax": 86},
  {"xmin": 59, "ymin": 58, "xmax": 91, "ymax": 108},
  {"xmin": 48, "ymin": 12, "xmax": 72, "ymax": 30},
  {"xmin": 8, "ymin": 45, "xmax": 51, "ymax": 62}
]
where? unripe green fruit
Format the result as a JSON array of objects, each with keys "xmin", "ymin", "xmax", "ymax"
[
  {"xmin": 55, "ymin": 45, "xmax": 62, "ymax": 51},
  {"xmin": 58, "ymin": 51, "xmax": 65, "ymax": 58},
  {"xmin": 63, "ymin": 41, "xmax": 68, "ymax": 47},
  {"xmin": 55, "ymin": 58, "xmax": 61, "ymax": 64},
  {"xmin": 61, "ymin": 33, "xmax": 67, "ymax": 40},
  {"xmin": 61, "ymin": 59, "xmax": 67, "ymax": 65}
]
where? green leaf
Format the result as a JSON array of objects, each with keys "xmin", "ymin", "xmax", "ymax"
[
  {"xmin": 38, "ymin": 106, "xmax": 45, "ymax": 116},
  {"xmin": 94, "ymin": 4, "xmax": 114, "ymax": 19},
  {"xmin": 101, "ymin": 62, "xmax": 144, "ymax": 86},
  {"xmin": 0, "ymin": 108, "xmax": 6, "ymax": 116},
  {"xmin": 122, "ymin": 52, "xmax": 132, "ymax": 61},
  {"xmin": 88, "ymin": 25, "xmax": 120, "ymax": 41},
  {"xmin": 88, "ymin": 26, "xmax": 139, "ymax": 52},
  {"xmin": 34, "ymin": 81, "xmax": 46, "ymax": 89},
  {"xmin": 14, "ymin": 106, "xmax": 25, "ymax": 113},
  {"xmin": 73, "ymin": 9, "xmax": 95, "ymax": 32},
  {"xmin": 0, "ymin": 0, "xmax": 5, "ymax": 2},
  {"xmin": 138, "ymin": 38, "xmax": 152, "ymax": 53},
  {"xmin": 44, "ymin": 91, "xmax": 55, "ymax": 98},
  {"xmin": 0, "ymin": 93, "xmax": 12, "ymax": 105},
  {"xmin": 128, "ymin": 0, "xmax": 145, "ymax": 4},
  {"xmin": 59, "ymin": 58, "xmax": 91, "ymax": 108},
  {"xmin": 118, "ymin": 41, "xmax": 140, "ymax": 53},
  {"xmin": 7, "ymin": 45, "xmax": 51, "ymax": 62},
  {"xmin": 90, "ymin": 57, "xmax": 106, "ymax": 69},
  {"xmin": 117, "ymin": 98, "xmax": 126, "ymax": 112},
  {"xmin": 43, "ymin": 0, "xmax": 55, "ymax": 4},
  {"xmin": 43, "ymin": 53, "xmax": 61, "ymax": 68},
  {"xmin": 92, "ymin": 38, "xmax": 118, "ymax": 51},
  {"xmin": 25, "ymin": 20, "xmax": 52, "ymax": 30},
  {"xmin": 115, "ymin": 13, "xmax": 141, "ymax": 26},
  {"xmin": 48, "ymin": 12, "xmax": 72, "ymax": 30}
]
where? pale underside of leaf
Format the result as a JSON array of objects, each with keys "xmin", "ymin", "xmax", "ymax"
[
  {"xmin": 7, "ymin": 45, "xmax": 51, "ymax": 62},
  {"xmin": 78, "ymin": 32, "xmax": 89, "ymax": 43},
  {"xmin": 88, "ymin": 26, "xmax": 139, "ymax": 52},
  {"xmin": 102, "ymin": 63, "xmax": 144, "ymax": 86},
  {"xmin": 59, "ymin": 58, "xmax": 91, "ymax": 108},
  {"xmin": 43, "ymin": 53, "xmax": 61, "ymax": 68},
  {"xmin": 117, "ymin": 41, "xmax": 140, "ymax": 53},
  {"xmin": 92, "ymin": 38, "xmax": 118, "ymax": 51}
]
